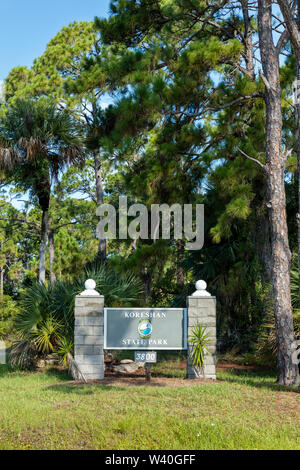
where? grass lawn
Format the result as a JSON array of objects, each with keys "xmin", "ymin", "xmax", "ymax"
[{"xmin": 0, "ymin": 361, "xmax": 299, "ymax": 450}]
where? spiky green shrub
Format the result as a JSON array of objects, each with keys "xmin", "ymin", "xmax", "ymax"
[
  {"xmin": 57, "ymin": 337, "xmax": 74, "ymax": 367},
  {"xmin": 188, "ymin": 323, "xmax": 211, "ymax": 368}
]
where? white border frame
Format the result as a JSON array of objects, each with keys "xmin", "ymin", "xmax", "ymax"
[{"xmin": 104, "ymin": 307, "xmax": 187, "ymax": 350}]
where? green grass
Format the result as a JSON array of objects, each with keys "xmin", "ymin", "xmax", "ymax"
[
  {"xmin": 151, "ymin": 358, "xmax": 186, "ymax": 378},
  {"xmin": 0, "ymin": 362, "xmax": 299, "ymax": 450}
]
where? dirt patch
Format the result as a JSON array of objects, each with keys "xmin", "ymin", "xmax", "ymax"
[
  {"xmin": 63, "ymin": 375, "xmax": 220, "ymax": 387},
  {"xmin": 155, "ymin": 359, "xmax": 266, "ymax": 372},
  {"xmin": 68, "ymin": 362, "xmax": 264, "ymax": 387},
  {"xmin": 216, "ymin": 363, "xmax": 265, "ymax": 371},
  {"xmin": 91, "ymin": 375, "xmax": 218, "ymax": 387},
  {"xmin": 45, "ymin": 360, "xmax": 271, "ymax": 388}
]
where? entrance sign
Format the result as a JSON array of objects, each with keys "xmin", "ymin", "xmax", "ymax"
[
  {"xmin": 135, "ymin": 351, "xmax": 157, "ymax": 363},
  {"xmin": 104, "ymin": 308, "xmax": 187, "ymax": 350},
  {"xmin": 73, "ymin": 279, "xmax": 216, "ymax": 381}
]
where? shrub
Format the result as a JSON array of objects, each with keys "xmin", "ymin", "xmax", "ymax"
[{"xmin": 0, "ymin": 295, "xmax": 20, "ymax": 339}]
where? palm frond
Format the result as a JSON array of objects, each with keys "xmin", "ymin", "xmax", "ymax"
[
  {"xmin": 0, "ymin": 98, "xmax": 85, "ymax": 179},
  {"xmin": 10, "ymin": 340, "xmax": 39, "ymax": 369},
  {"xmin": 0, "ymin": 147, "xmax": 21, "ymax": 171},
  {"xmin": 29, "ymin": 316, "xmax": 63, "ymax": 354},
  {"xmin": 14, "ymin": 282, "xmax": 52, "ymax": 335}
]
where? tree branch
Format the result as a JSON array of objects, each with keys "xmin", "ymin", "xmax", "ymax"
[
  {"xmin": 237, "ymin": 147, "xmax": 267, "ymax": 170},
  {"xmin": 0, "ymin": 217, "xmax": 40, "ymax": 229},
  {"xmin": 278, "ymin": 0, "xmax": 300, "ymax": 58},
  {"xmin": 259, "ymin": 69, "xmax": 271, "ymax": 91}
]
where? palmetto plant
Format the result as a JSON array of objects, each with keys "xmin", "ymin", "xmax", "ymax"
[
  {"xmin": 78, "ymin": 263, "xmax": 144, "ymax": 306},
  {"xmin": 290, "ymin": 268, "xmax": 300, "ymax": 311},
  {"xmin": 10, "ymin": 263, "xmax": 143, "ymax": 369},
  {"xmin": 11, "ymin": 283, "xmax": 64, "ymax": 369},
  {"xmin": 188, "ymin": 323, "xmax": 211, "ymax": 368},
  {"xmin": 0, "ymin": 98, "xmax": 85, "ymax": 283},
  {"xmin": 255, "ymin": 268, "xmax": 300, "ymax": 367}
]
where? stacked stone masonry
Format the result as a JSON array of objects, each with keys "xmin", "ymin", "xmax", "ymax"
[
  {"xmin": 74, "ymin": 295, "xmax": 105, "ymax": 380},
  {"xmin": 186, "ymin": 296, "xmax": 217, "ymax": 379}
]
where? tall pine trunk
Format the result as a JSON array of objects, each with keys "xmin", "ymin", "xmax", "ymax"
[
  {"xmin": 48, "ymin": 226, "xmax": 56, "ymax": 289},
  {"xmin": 94, "ymin": 150, "xmax": 106, "ymax": 260},
  {"xmin": 176, "ymin": 239, "xmax": 185, "ymax": 285},
  {"xmin": 0, "ymin": 241, "xmax": 3, "ymax": 301},
  {"xmin": 258, "ymin": 0, "xmax": 298, "ymax": 385},
  {"xmin": 39, "ymin": 209, "xmax": 49, "ymax": 284},
  {"xmin": 296, "ymin": 11, "xmax": 300, "ymax": 308},
  {"xmin": 0, "ymin": 268, "xmax": 3, "ymax": 302}
]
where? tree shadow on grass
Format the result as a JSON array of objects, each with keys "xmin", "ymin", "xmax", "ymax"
[
  {"xmin": 42, "ymin": 368, "xmax": 126, "ymax": 393},
  {"xmin": 218, "ymin": 369, "xmax": 299, "ymax": 393},
  {"xmin": 0, "ymin": 363, "xmax": 30, "ymax": 379},
  {"xmin": 44, "ymin": 368, "xmax": 187, "ymax": 394},
  {"xmin": 45, "ymin": 382, "xmax": 127, "ymax": 394},
  {"xmin": 42, "ymin": 367, "xmax": 70, "ymax": 381},
  {"xmin": 0, "ymin": 365, "xmax": 104, "ymax": 382},
  {"xmin": 0, "ymin": 364, "xmax": 13, "ymax": 376},
  {"xmin": 0, "ymin": 364, "xmax": 70, "ymax": 382}
]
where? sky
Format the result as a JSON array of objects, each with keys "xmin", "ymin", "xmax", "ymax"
[{"xmin": 0, "ymin": 0, "xmax": 111, "ymax": 81}]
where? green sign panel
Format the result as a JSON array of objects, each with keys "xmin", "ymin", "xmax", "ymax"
[{"xmin": 104, "ymin": 308, "xmax": 187, "ymax": 350}]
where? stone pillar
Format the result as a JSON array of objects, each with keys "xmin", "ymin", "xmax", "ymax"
[
  {"xmin": 186, "ymin": 280, "xmax": 216, "ymax": 379},
  {"xmin": 0, "ymin": 340, "xmax": 6, "ymax": 365},
  {"xmin": 74, "ymin": 279, "xmax": 104, "ymax": 380}
]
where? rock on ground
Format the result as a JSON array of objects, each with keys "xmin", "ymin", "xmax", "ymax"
[{"xmin": 112, "ymin": 361, "xmax": 145, "ymax": 374}]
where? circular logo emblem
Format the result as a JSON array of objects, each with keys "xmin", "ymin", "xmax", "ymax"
[{"xmin": 138, "ymin": 319, "xmax": 152, "ymax": 338}]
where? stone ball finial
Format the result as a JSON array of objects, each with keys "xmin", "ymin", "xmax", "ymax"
[
  {"xmin": 85, "ymin": 279, "xmax": 96, "ymax": 291},
  {"xmin": 195, "ymin": 280, "xmax": 207, "ymax": 291},
  {"xmin": 192, "ymin": 279, "xmax": 211, "ymax": 297},
  {"xmin": 80, "ymin": 279, "xmax": 100, "ymax": 296}
]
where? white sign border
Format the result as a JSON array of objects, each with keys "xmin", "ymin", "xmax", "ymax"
[{"xmin": 104, "ymin": 307, "xmax": 187, "ymax": 350}]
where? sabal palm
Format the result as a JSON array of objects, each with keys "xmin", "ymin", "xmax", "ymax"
[{"xmin": 0, "ymin": 98, "xmax": 85, "ymax": 282}]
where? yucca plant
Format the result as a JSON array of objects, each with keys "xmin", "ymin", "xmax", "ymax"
[
  {"xmin": 57, "ymin": 337, "xmax": 74, "ymax": 367},
  {"xmin": 188, "ymin": 323, "xmax": 211, "ymax": 369},
  {"xmin": 29, "ymin": 317, "xmax": 63, "ymax": 354}
]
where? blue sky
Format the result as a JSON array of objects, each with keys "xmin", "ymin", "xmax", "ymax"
[{"xmin": 0, "ymin": 0, "xmax": 110, "ymax": 81}]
